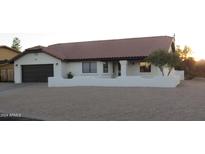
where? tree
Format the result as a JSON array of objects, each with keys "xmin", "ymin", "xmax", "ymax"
[
  {"xmin": 146, "ymin": 49, "xmax": 181, "ymax": 76},
  {"xmin": 175, "ymin": 45, "xmax": 196, "ymax": 79},
  {"xmin": 183, "ymin": 57, "xmax": 196, "ymax": 79},
  {"xmin": 11, "ymin": 37, "xmax": 21, "ymax": 51},
  {"xmin": 166, "ymin": 52, "xmax": 181, "ymax": 76},
  {"xmin": 146, "ymin": 49, "xmax": 169, "ymax": 76},
  {"xmin": 176, "ymin": 45, "xmax": 192, "ymax": 61},
  {"xmin": 195, "ymin": 60, "xmax": 205, "ymax": 77}
]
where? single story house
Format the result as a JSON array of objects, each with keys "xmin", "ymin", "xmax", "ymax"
[
  {"xmin": 12, "ymin": 36, "xmax": 184, "ymax": 87},
  {"xmin": 0, "ymin": 46, "xmax": 20, "ymax": 82}
]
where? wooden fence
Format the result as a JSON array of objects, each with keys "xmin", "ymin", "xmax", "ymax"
[{"xmin": 0, "ymin": 68, "xmax": 14, "ymax": 82}]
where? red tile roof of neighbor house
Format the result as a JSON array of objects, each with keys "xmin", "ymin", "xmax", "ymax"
[{"xmin": 13, "ymin": 36, "xmax": 175, "ymax": 61}]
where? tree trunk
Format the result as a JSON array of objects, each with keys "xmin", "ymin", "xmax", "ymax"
[
  {"xmin": 167, "ymin": 67, "xmax": 173, "ymax": 76},
  {"xmin": 159, "ymin": 66, "xmax": 164, "ymax": 76}
]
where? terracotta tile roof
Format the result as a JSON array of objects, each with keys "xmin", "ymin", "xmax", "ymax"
[
  {"xmin": 13, "ymin": 36, "xmax": 174, "ymax": 61},
  {"xmin": 26, "ymin": 45, "xmax": 45, "ymax": 51},
  {"xmin": 44, "ymin": 36, "xmax": 174, "ymax": 60}
]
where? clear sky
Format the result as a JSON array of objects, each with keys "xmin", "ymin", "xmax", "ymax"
[{"xmin": 0, "ymin": 0, "xmax": 204, "ymax": 60}]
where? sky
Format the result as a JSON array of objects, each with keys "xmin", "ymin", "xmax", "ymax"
[{"xmin": 0, "ymin": 0, "xmax": 205, "ymax": 60}]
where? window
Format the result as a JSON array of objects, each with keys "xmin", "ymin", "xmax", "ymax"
[
  {"xmin": 82, "ymin": 62, "xmax": 97, "ymax": 73},
  {"xmin": 103, "ymin": 62, "xmax": 108, "ymax": 73},
  {"xmin": 140, "ymin": 62, "xmax": 151, "ymax": 72}
]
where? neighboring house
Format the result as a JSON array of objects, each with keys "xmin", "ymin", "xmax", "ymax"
[
  {"xmin": 0, "ymin": 46, "xmax": 20, "ymax": 82},
  {"xmin": 13, "ymin": 36, "xmax": 184, "ymax": 87}
]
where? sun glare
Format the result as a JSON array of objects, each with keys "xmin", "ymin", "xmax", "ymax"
[{"xmin": 192, "ymin": 52, "xmax": 205, "ymax": 61}]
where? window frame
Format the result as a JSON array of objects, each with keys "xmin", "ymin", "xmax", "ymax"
[
  {"xmin": 139, "ymin": 62, "xmax": 151, "ymax": 73},
  {"xmin": 103, "ymin": 62, "xmax": 109, "ymax": 73},
  {"xmin": 82, "ymin": 62, "xmax": 97, "ymax": 73}
]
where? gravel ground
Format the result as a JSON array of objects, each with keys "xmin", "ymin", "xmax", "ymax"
[{"xmin": 0, "ymin": 78, "xmax": 205, "ymax": 121}]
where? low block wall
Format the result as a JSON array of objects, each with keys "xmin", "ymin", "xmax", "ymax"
[
  {"xmin": 48, "ymin": 76, "xmax": 181, "ymax": 88},
  {"xmin": 175, "ymin": 70, "xmax": 184, "ymax": 80}
]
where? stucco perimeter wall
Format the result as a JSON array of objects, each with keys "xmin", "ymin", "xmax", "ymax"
[
  {"xmin": 175, "ymin": 70, "xmax": 184, "ymax": 80},
  {"xmin": 48, "ymin": 76, "xmax": 181, "ymax": 88},
  {"xmin": 14, "ymin": 53, "xmax": 61, "ymax": 83},
  {"xmin": 127, "ymin": 62, "xmax": 161, "ymax": 77}
]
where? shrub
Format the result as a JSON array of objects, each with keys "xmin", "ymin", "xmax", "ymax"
[{"xmin": 67, "ymin": 72, "xmax": 74, "ymax": 79}]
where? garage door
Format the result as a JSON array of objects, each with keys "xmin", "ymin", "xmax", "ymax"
[{"xmin": 22, "ymin": 64, "xmax": 54, "ymax": 82}]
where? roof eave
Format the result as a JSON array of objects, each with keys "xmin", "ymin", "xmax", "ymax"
[
  {"xmin": 10, "ymin": 49, "xmax": 63, "ymax": 63},
  {"xmin": 62, "ymin": 56, "xmax": 147, "ymax": 62}
]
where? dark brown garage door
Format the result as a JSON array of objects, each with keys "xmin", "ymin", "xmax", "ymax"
[{"xmin": 22, "ymin": 64, "xmax": 54, "ymax": 82}]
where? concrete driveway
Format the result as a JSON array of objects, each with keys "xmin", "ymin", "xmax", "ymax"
[{"xmin": 0, "ymin": 78, "xmax": 205, "ymax": 121}]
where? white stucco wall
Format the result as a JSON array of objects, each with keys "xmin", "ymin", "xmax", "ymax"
[
  {"xmin": 14, "ymin": 53, "xmax": 61, "ymax": 83},
  {"xmin": 14, "ymin": 51, "xmax": 182, "ymax": 86},
  {"xmin": 14, "ymin": 54, "xmax": 116, "ymax": 84},
  {"xmin": 127, "ymin": 62, "xmax": 162, "ymax": 77},
  {"xmin": 63, "ymin": 61, "xmax": 165, "ymax": 79},
  {"xmin": 48, "ymin": 76, "xmax": 181, "ymax": 88},
  {"xmin": 175, "ymin": 70, "xmax": 184, "ymax": 80},
  {"xmin": 168, "ymin": 45, "xmax": 173, "ymax": 53},
  {"xmin": 62, "ymin": 61, "xmax": 114, "ymax": 78}
]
